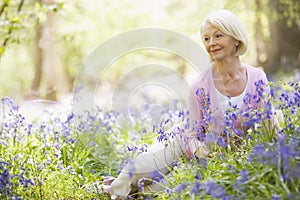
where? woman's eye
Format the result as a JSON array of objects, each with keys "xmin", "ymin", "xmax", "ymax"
[
  {"xmin": 216, "ymin": 34, "xmax": 223, "ymax": 38},
  {"xmin": 204, "ymin": 37, "xmax": 209, "ymax": 42}
]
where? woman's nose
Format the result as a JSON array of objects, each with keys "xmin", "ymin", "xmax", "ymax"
[{"xmin": 209, "ymin": 38, "xmax": 216, "ymax": 46}]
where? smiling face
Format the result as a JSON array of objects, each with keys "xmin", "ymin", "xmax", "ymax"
[{"xmin": 202, "ymin": 23, "xmax": 239, "ymax": 62}]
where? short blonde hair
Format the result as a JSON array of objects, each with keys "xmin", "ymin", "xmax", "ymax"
[{"xmin": 200, "ymin": 9, "xmax": 248, "ymax": 56}]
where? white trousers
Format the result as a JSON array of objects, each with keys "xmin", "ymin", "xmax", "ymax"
[{"xmin": 109, "ymin": 132, "xmax": 208, "ymax": 199}]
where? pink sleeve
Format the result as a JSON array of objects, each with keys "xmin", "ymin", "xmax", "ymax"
[
  {"xmin": 188, "ymin": 82, "xmax": 202, "ymax": 125},
  {"xmin": 177, "ymin": 79, "xmax": 208, "ymax": 159}
]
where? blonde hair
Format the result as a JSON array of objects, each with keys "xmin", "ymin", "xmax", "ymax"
[{"xmin": 200, "ymin": 9, "xmax": 248, "ymax": 56}]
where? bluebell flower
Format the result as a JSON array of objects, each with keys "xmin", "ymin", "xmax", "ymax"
[
  {"xmin": 166, "ymin": 187, "xmax": 174, "ymax": 195},
  {"xmin": 217, "ymin": 136, "xmax": 227, "ymax": 147},
  {"xmin": 234, "ymin": 169, "xmax": 248, "ymax": 195},
  {"xmin": 138, "ymin": 177, "xmax": 145, "ymax": 192},
  {"xmin": 190, "ymin": 180, "xmax": 199, "ymax": 194},
  {"xmin": 1, "ymin": 97, "xmax": 18, "ymax": 115},
  {"xmin": 243, "ymin": 93, "xmax": 252, "ymax": 105},
  {"xmin": 149, "ymin": 170, "xmax": 164, "ymax": 182},
  {"xmin": 173, "ymin": 182, "xmax": 187, "ymax": 193},
  {"xmin": 66, "ymin": 113, "xmax": 74, "ymax": 123},
  {"xmin": 198, "ymin": 158, "xmax": 207, "ymax": 168},
  {"xmin": 290, "ymin": 164, "xmax": 300, "ymax": 179},
  {"xmin": 227, "ymin": 165, "xmax": 236, "ymax": 174},
  {"xmin": 249, "ymin": 143, "xmax": 278, "ymax": 165},
  {"xmin": 11, "ymin": 194, "xmax": 22, "ymax": 200},
  {"xmin": 0, "ymin": 164, "xmax": 13, "ymax": 197},
  {"xmin": 205, "ymin": 180, "xmax": 227, "ymax": 199}
]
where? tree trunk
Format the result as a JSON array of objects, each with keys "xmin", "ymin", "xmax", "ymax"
[
  {"xmin": 30, "ymin": 0, "xmax": 68, "ymax": 100},
  {"xmin": 254, "ymin": 0, "xmax": 268, "ymax": 67},
  {"xmin": 29, "ymin": 23, "xmax": 43, "ymax": 99},
  {"xmin": 41, "ymin": 0, "xmax": 58, "ymax": 100},
  {"xmin": 265, "ymin": 0, "xmax": 300, "ymax": 75}
]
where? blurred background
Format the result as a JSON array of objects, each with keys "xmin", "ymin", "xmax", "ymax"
[{"xmin": 0, "ymin": 0, "xmax": 299, "ymax": 102}]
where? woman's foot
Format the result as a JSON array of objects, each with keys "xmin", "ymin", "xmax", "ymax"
[{"xmin": 82, "ymin": 176, "xmax": 119, "ymax": 199}]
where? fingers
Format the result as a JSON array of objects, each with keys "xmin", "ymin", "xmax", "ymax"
[{"xmin": 103, "ymin": 176, "xmax": 116, "ymax": 185}]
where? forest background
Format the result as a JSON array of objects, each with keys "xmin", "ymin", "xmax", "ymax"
[{"xmin": 0, "ymin": 0, "xmax": 299, "ymax": 103}]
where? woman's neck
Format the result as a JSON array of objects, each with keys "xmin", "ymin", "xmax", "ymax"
[
  {"xmin": 212, "ymin": 57, "xmax": 248, "ymax": 97},
  {"xmin": 213, "ymin": 58, "xmax": 244, "ymax": 79}
]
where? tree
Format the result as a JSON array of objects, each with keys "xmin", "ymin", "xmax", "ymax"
[
  {"xmin": 0, "ymin": 0, "xmax": 26, "ymax": 56},
  {"xmin": 265, "ymin": 0, "xmax": 300, "ymax": 75},
  {"xmin": 29, "ymin": 0, "xmax": 68, "ymax": 100},
  {"xmin": 0, "ymin": 0, "xmax": 67, "ymax": 100}
]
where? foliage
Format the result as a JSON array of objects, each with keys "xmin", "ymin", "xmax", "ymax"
[
  {"xmin": 276, "ymin": 0, "xmax": 300, "ymax": 27},
  {"xmin": 0, "ymin": 80, "xmax": 299, "ymax": 199},
  {"xmin": 0, "ymin": 0, "xmax": 64, "ymax": 57},
  {"xmin": 0, "ymin": 97, "xmax": 102, "ymax": 199},
  {"xmin": 0, "ymin": 0, "xmax": 299, "ymax": 99},
  {"xmin": 0, "ymin": 0, "xmax": 65, "ymax": 100},
  {"xmin": 150, "ymin": 81, "xmax": 300, "ymax": 200}
]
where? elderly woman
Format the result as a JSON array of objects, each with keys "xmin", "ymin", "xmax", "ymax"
[{"xmin": 107, "ymin": 9, "xmax": 277, "ymax": 199}]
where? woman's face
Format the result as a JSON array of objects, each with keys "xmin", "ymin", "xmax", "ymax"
[{"xmin": 202, "ymin": 23, "xmax": 239, "ymax": 62}]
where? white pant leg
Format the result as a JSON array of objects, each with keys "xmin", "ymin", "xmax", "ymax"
[{"xmin": 109, "ymin": 137, "xmax": 183, "ymax": 199}]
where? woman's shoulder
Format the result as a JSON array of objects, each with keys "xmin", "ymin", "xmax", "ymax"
[
  {"xmin": 191, "ymin": 67, "xmax": 213, "ymax": 90},
  {"xmin": 245, "ymin": 64, "xmax": 266, "ymax": 75},
  {"xmin": 244, "ymin": 63, "xmax": 267, "ymax": 80},
  {"xmin": 244, "ymin": 64, "xmax": 270, "ymax": 92}
]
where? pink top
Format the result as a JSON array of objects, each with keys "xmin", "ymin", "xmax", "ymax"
[
  {"xmin": 179, "ymin": 64, "xmax": 269, "ymax": 159},
  {"xmin": 189, "ymin": 64, "xmax": 269, "ymax": 125}
]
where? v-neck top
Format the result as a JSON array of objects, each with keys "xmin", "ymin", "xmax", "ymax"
[
  {"xmin": 215, "ymin": 83, "xmax": 247, "ymax": 114},
  {"xmin": 179, "ymin": 64, "xmax": 270, "ymax": 159},
  {"xmin": 188, "ymin": 64, "xmax": 269, "ymax": 128}
]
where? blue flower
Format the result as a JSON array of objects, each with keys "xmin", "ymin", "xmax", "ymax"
[
  {"xmin": 249, "ymin": 143, "xmax": 278, "ymax": 165},
  {"xmin": 149, "ymin": 170, "xmax": 164, "ymax": 182},
  {"xmin": 227, "ymin": 165, "xmax": 236, "ymax": 174},
  {"xmin": 195, "ymin": 174, "xmax": 201, "ymax": 180},
  {"xmin": 206, "ymin": 180, "xmax": 227, "ymax": 199},
  {"xmin": 190, "ymin": 180, "xmax": 199, "ymax": 194},
  {"xmin": 234, "ymin": 170, "xmax": 248, "ymax": 194},
  {"xmin": 173, "ymin": 182, "xmax": 187, "ymax": 193},
  {"xmin": 290, "ymin": 164, "xmax": 300, "ymax": 179},
  {"xmin": 243, "ymin": 93, "xmax": 252, "ymax": 105},
  {"xmin": 165, "ymin": 187, "xmax": 174, "ymax": 195}
]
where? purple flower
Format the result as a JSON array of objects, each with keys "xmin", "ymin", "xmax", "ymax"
[
  {"xmin": 206, "ymin": 180, "xmax": 227, "ymax": 199},
  {"xmin": 234, "ymin": 170, "xmax": 248, "ymax": 194},
  {"xmin": 0, "ymin": 163, "xmax": 13, "ymax": 197},
  {"xmin": 12, "ymin": 194, "xmax": 22, "ymax": 200},
  {"xmin": 249, "ymin": 143, "xmax": 278, "ymax": 165},
  {"xmin": 138, "ymin": 177, "xmax": 145, "ymax": 192},
  {"xmin": 66, "ymin": 113, "xmax": 74, "ymax": 123},
  {"xmin": 166, "ymin": 187, "xmax": 174, "ymax": 195},
  {"xmin": 217, "ymin": 136, "xmax": 227, "ymax": 147},
  {"xmin": 227, "ymin": 165, "xmax": 236, "ymax": 174},
  {"xmin": 173, "ymin": 182, "xmax": 187, "ymax": 193},
  {"xmin": 197, "ymin": 158, "xmax": 207, "ymax": 168},
  {"xmin": 149, "ymin": 170, "xmax": 164, "ymax": 182},
  {"xmin": 290, "ymin": 164, "xmax": 300, "ymax": 179},
  {"xmin": 1, "ymin": 97, "xmax": 18, "ymax": 115},
  {"xmin": 243, "ymin": 93, "xmax": 252, "ymax": 105},
  {"xmin": 195, "ymin": 174, "xmax": 201, "ymax": 180},
  {"xmin": 240, "ymin": 169, "xmax": 248, "ymax": 179},
  {"xmin": 190, "ymin": 180, "xmax": 199, "ymax": 194}
]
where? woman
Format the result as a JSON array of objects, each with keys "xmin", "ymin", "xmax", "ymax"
[{"xmin": 107, "ymin": 9, "xmax": 276, "ymax": 199}]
